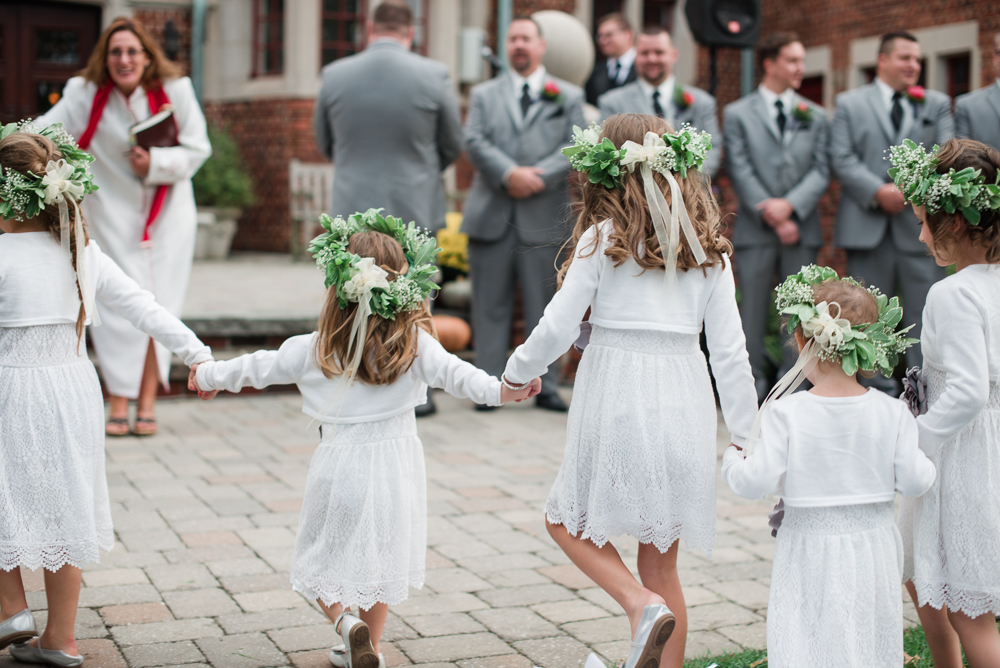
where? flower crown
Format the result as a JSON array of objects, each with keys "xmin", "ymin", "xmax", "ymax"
[
  {"xmin": 775, "ymin": 265, "xmax": 918, "ymax": 376},
  {"xmin": 0, "ymin": 121, "xmax": 98, "ymax": 222},
  {"xmin": 562, "ymin": 122, "xmax": 713, "ymax": 189},
  {"xmin": 887, "ymin": 139, "xmax": 1000, "ymax": 226},
  {"xmin": 308, "ymin": 208, "xmax": 440, "ymax": 320}
]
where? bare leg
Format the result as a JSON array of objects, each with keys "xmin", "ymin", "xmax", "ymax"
[
  {"xmin": 27, "ymin": 566, "xmax": 82, "ymax": 656},
  {"xmin": 136, "ymin": 339, "xmax": 159, "ymax": 419},
  {"xmin": 948, "ymin": 609, "xmax": 1000, "ymax": 667},
  {"xmin": 546, "ymin": 519, "xmax": 664, "ymax": 638},
  {"xmin": 317, "ymin": 599, "xmax": 344, "ymax": 628},
  {"xmin": 637, "ymin": 541, "xmax": 686, "ymax": 668},
  {"xmin": 0, "ymin": 567, "xmax": 28, "ymax": 621},
  {"xmin": 107, "ymin": 396, "xmax": 129, "ymax": 420},
  {"xmin": 359, "ymin": 603, "xmax": 388, "ymax": 654},
  {"xmin": 905, "ymin": 580, "xmax": 963, "ymax": 668}
]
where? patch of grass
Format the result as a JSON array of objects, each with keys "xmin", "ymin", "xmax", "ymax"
[
  {"xmin": 903, "ymin": 625, "xmax": 935, "ymax": 667},
  {"xmin": 684, "ymin": 649, "xmax": 768, "ymax": 668}
]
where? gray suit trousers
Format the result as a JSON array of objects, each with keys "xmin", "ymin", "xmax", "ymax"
[
  {"xmin": 468, "ymin": 226, "xmax": 562, "ymax": 397},
  {"xmin": 847, "ymin": 237, "xmax": 943, "ymax": 368},
  {"xmin": 734, "ymin": 244, "xmax": 816, "ymax": 403}
]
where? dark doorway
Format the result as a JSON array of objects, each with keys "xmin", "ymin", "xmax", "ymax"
[{"xmin": 0, "ymin": 1, "xmax": 101, "ymax": 124}]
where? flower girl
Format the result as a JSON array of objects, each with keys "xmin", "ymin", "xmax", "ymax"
[
  {"xmin": 191, "ymin": 210, "xmax": 540, "ymax": 668},
  {"xmin": 722, "ymin": 266, "xmax": 935, "ymax": 667},
  {"xmin": 889, "ymin": 137, "xmax": 1000, "ymax": 667},
  {"xmin": 501, "ymin": 114, "xmax": 758, "ymax": 668},
  {"xmin": 0, "ymin": 124, "xmax": 213, "ymax": 666}
]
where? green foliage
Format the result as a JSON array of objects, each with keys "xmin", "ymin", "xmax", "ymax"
[
  {"xmin": 684, "ymin": 649, "xmax": 768, "ymax": 667},
  {"xmin": 192, "ymin": 125, "xmax": 256, "ymax": 209}
]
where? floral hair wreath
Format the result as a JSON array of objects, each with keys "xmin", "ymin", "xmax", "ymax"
[
  {"xmin": 0, "ymin": 121, "xmax": 98, "ymax": 222},
  {"xmin": 887, "ymin": 138, "xmax": 1000, "ymax": 226},
  {"xmin": 562, "ymin": 122, "xmax": 713, "ymax": 189},
  {"xmin": 775, "ymin": 265, "xmax": 918, "ymax": 376},
  {"xmin": 308, "ymin": 208, "xmax": 440, "ymax": 320}
]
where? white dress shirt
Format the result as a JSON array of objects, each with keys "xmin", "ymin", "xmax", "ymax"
[
  {"xmin": 638, "ymin": 75, "xmax": 676, "ymax": 115},
  {"xmin": 875, "ymin": 76, "xmax": 912, "ymax": 131},
  {"xmin": 510, "ymin": 65, "xmax": 548, "ymax": 104},
  {"xmin": 606, "ymin": 48, "xmax": 636, "ymax": 85},
  {"xmin": 758, "ymin": 84, "xmax": 797, "ymax": 128}
]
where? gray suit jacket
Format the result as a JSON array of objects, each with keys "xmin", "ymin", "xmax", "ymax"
[
  {"xmin": 462, "ymin": 73, "xmax": 586, "ymax": 246},
  {"xmin": 724, "ymin": 91, "xmax": 830, "ymax": 249},
  {"xmin": 956, "ymin": 83, "xmax": 1000, "ymax": 151},
  {"xmin": 597, "ymin": 80, "xmax": 722, "ymax": 177},
  {"xmin": 829, "ymin": 83, "xmax": 954, "ymax": 252},
  {"xmin": 313, "ymin": 41, "xmax": 463, "ymax": 231}
]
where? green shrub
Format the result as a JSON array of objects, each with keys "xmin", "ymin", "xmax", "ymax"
[{"xmin": 193, "ymin": 125, "xmax": 256, "ymax": 209}]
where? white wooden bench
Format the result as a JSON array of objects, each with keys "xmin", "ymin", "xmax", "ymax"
[{"xmin": 289, "ymin": 159, "xmax": 335, "ymax": 259}]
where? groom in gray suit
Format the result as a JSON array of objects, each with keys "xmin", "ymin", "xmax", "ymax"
[
  {"xmin": 955, "ymin": 33, "xmax": 1000, "ymax": 151},
  {"xmin": 313, "ymin": 0, "xmax": 462, "ymax": 233},
  {"xmin": 462, "ymin": 17, "xmax": 586, "ymax": 412},
  {"xmin": 830, "ymin": 31, "xmax": 953, "ymax": 378},
  {"xmin": 597, "ymin": 26, "xmax": 722, "ymax": 177},
  {"xmin": 724, "ymin": 32, "xmax": 830, "ymax": 403}
]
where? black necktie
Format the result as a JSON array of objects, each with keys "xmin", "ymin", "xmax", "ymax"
[
  {"xmin": 891, "ymin": 91, "xmax": 903, "ymax": 132},
  {"xmin": 652, "ymin": 90, "xmax": 665, "ymax": 118},
  {"xmin": 612, "ymin": 61, "xmax": 621, "ymax": 85},
  {"xmin": 520, "ymin": 83, "xmax": 532, "ymax": 117},
  {"xmin": 775, "ymin": 99, "xmax": 786, "ymax": 138}
]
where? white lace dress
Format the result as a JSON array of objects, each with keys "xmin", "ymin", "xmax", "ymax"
[
  {"xmin": 0, "ymin": 325, "xmax": 112, "ymax": 571},
  {"xmin": 546, "ymin": 326, "xmax": 718, "ymax": 554},
  {"xmin": 768, "ymin": 502, "xmax": 904, "ymax": 667}
]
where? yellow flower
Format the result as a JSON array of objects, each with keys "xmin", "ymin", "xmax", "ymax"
[{"xmin": 436, "ymin": 211, "xmax": 469, "ymax": 273}]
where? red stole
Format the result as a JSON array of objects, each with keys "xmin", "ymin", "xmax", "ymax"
[{"xmin": 79, "ymin": 80, "xmax": 175, "ymax": 247}]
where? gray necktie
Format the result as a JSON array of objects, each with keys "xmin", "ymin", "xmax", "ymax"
[
  {"xmin": 520, "ymin": 83, "xmax": 532, "ymax": 118},
  {"xmin": 775, "ymin": 100, "xmax": 786, "ymax": 138},
  {"xmin": 612, "ymin": 61, "xmax": 621, "ymax": 85},
  {"xmin": 891, "ymin": 92, "xmax": 903, "ymax": 132},
  {"xmin": 652, "ymin": 90, "xmax": 665, "ymax": 118}
]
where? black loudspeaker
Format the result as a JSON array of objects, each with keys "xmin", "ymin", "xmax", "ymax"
[{"xmin": 684, "ymin": 0, "xmax": 761, "ymax": 48}]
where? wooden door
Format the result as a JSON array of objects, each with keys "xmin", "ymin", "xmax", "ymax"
[{"xmin": 0, "ymin": 1, "xmax": 101, "ymax": 124}]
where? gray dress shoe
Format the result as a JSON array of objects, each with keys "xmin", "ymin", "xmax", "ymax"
[
  {"xmin": 0, "ymin": 609, "xmax": 37, "ymax": 650},
  {"xmin": 329, "ymin": 643, "xmax": 385, "ymax": 668},
  {"xmin": 9, "ymin": 639, "xmax": 84, "ymax": 667},
  {"xmin": 334, "ymin": 612, "xmax": 380, "ymax": 668},
  {"xmin": 623, "ymin": 603, "xmax": 675, "ymax": 668}
]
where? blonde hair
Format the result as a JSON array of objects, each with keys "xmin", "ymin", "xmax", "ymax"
[
  {"xmin": 0, "ymin": 132, "xmax": 88, "ymax": 345},
  {"xmin": 314, "ymin": 231, "xmax": 436, "ymax": 384},
  {"xmin": 794, "ymin": 279, "xmax": 879, "ymax": 376},
  {"xmin": 561, "ymin": 113, "xmax": 731, "ymax": 284},
  {"xmin": 80, "ymin": 17, "xmax": 183, "ymax": 90}
]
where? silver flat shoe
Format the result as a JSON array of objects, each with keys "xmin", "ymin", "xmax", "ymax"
[
  {"xmin": 623, "ymin": 603, "xmax": 675, "ymax": 668},
  {"xmin": 329, "ymin": 643, "xmax": 384, "ymax": 668},
  {"xmin": 0, "ymin": 609, "xmax": 37, "ymax": 650},
  {"xmin": 9, "ymin": 639, "xmax": 84, "ymax": 667},
  {"xmin": 334, "ymin": 612, "xmax": 380, "ymax": 668}
]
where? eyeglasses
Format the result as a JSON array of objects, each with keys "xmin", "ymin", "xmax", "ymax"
[{"xmin": 108, "ymin": 48, "xmax": 145, "ymax": 59}]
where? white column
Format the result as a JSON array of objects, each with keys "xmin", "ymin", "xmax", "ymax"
[
  {"xmin": 672, "ymin": 0, "xmax": 696, "ymax": 86},
  {"xmin": 285, "ymin": 0, "xmax": 322, "ymax": 96},
  {"xmin": 429, "ymin": 0, "xmax": 460, "ymax": 83}
]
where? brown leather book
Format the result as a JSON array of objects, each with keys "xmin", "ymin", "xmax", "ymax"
[{"xmin": 129, "ymin": 107, "xmax": 178, "ymax": 150}]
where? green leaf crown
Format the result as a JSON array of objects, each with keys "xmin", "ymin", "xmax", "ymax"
[
  {"xmin": 0, "ymin": 121, "xmax": 98, "ymax": 222},
  {"xmin": 775, "ymin": 265, "xmax": 919, "ymax": 376},
  {"xmin": 307, "ymin": 208, "xmax": 440, "ymax": 320},
  {"xmin": 562, "ymin": 122, "xmax": 713, "ymax": 190},
  {"xmin": 887, "ymin": 138, "xmax": 1000, "ymax": 226}
]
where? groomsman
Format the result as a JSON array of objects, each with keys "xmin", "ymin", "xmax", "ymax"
[
  {"xmin": 724, "ymin": 32, "xmax": 830, "ymax": 403},
  {"xmin": 829, "ymin": 31, "xmax": 953, "ymax": 378},
  {"xmin": 955, "ymin": 33, "xmax": 1000, "ymax": 150},
  {"xmin": 462, "ymin": 17, "xmax": 586, "ymax": 412},
  {"xmin": 598, "ymin": 26, "xmax": 722, "ymax": 177},
  {"xmin": 584, "ymin": 13, "xmax": 637, "ymax": 106}
]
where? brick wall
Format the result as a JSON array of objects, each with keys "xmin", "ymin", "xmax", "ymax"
[
  {"xmin": 133, "ymin": 6, "xmax": 193, "ymax": 74},
  {"xmin": 202, "ymin": 99, "xmax": 327, "ymax": 252}
]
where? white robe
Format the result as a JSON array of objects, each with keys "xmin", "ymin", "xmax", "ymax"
[{"xmin": 38, "ymin": 76, "xmax": 211, "ymax": 397}]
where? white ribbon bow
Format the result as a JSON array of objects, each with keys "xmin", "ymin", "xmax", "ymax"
[
  {"xmin": 802, "ymin": 301, "xmax": 852, "ymax": 352},
  {"xmin": 619, "ymin": 132, "xmax": 707, "ymax": 287},
  {"xmin": 43, "ymin": 160, "xmax": 100, "ymax": 328}
]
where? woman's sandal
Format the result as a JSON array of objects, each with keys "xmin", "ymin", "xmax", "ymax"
[
  {"xmin": 132, "ymin": 416, "xmax": 158, "ymax": 437},
  {"xmin": 105, "ymin": 417, "xmax": 130, "ymax": 437}
]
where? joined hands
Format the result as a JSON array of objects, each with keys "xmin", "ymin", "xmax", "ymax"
[
  {"xmin": 500, "ymin": 377, "xmax": 543, "ymax": 404},
  {"xmin": 187, "ymin": 363, "xmax": 218, "ymax": 401}
]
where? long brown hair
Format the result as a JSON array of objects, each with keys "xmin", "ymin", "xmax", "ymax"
[
  {"xmin": 80, "ymin": 17, "xmax": 183, "ymax": 90},
  {"xmin": 561, "ymin": 113, "xmax": 731, "ymax": 284},
  {"xmin": 923, "ymin": 138, "xmax": 1000, "ymax": 264},
  {"xmin": 0, "ymin": 132, "xmax": 89, "ymax": 345},
  {"xmin": 314, "ymin": 231, "xmax": 436, "ymax": 385}
]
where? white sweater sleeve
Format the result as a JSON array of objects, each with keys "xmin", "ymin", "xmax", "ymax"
[
  {"xmin": 704, "ymin": 256, "xmax": 759, "ymax": 446},
  {"xmin": 196, "ymin": 334, "xmax": 313, "ymax": 392},
  {"xmin": 147, "ymin": 78, "xmax": 213, "ymax": 185},
  {"xmin": 91, "ymin": 243, "xmax": 211, "ymax": 366},
  {"xmin": 893, "ymin": 403, "xmax": 937, "ymax": 497},
  {"xmin": 412, "ymin": 330, "xmax": 502, "ymax": 406},
  {"xmin": 721, "ymin": 403, "xmax": 789, "ymax": 499},
  {"xmin": 916, "ymin": 283, "xmax": 992, "ymax": 457},
  {"xmin": 504, "ymin": 226, "xmax": 602, "ymax": 385}
]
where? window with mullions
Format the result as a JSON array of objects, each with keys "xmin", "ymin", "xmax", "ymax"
[
  {"xmin": 321, "ymin": 0, "xmax": 364, "ymax": 67},
  {"xmin": 253, "ymin": 0, "xmax": 284, "ymax": 76}
]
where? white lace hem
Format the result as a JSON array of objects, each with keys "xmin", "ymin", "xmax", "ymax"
[
  {"xmin": 912, "ymin": 580, "xmax": 1000, "ymax": 618},
  {"xmin": 290, "ymin": 571, "xmax": 424, "ymax": 610},
  {"xmin": 545, "ymin": 506, "xmax": 716, "ymax": 556},
  {"xmin": 0, "ymin": 536, "xmax": 113, "ymax": 572}
]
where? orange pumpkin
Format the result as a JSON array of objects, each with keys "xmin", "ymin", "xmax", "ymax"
[{"xmin": 433, "ymin": 315, "xmax": 471, "ymax": 352}]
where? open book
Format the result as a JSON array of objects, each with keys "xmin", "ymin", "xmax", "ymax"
[{"xmin": 129, "ymin": 106, "xmax": 178, "ymax": 150}]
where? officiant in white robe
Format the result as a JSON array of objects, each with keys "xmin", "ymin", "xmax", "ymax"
[{"xmin": 38, "ymin": 17, "xmax": 211, "ymax": 435}]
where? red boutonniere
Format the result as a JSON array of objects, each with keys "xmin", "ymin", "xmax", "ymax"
[
  {"xmin": 791, "ymin": 101, "xmax": 813, "ymax": 122},
  {"xmin": 542, "ymin": 80, "xmax": 563, "ymax": 103},
  {"xmin": 907, "ymin": 85, "xmax": 926, "ymax": 104},
  {"xmin": 673, "ymin": 85, "xmax": 695, "ymax": 109}
]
